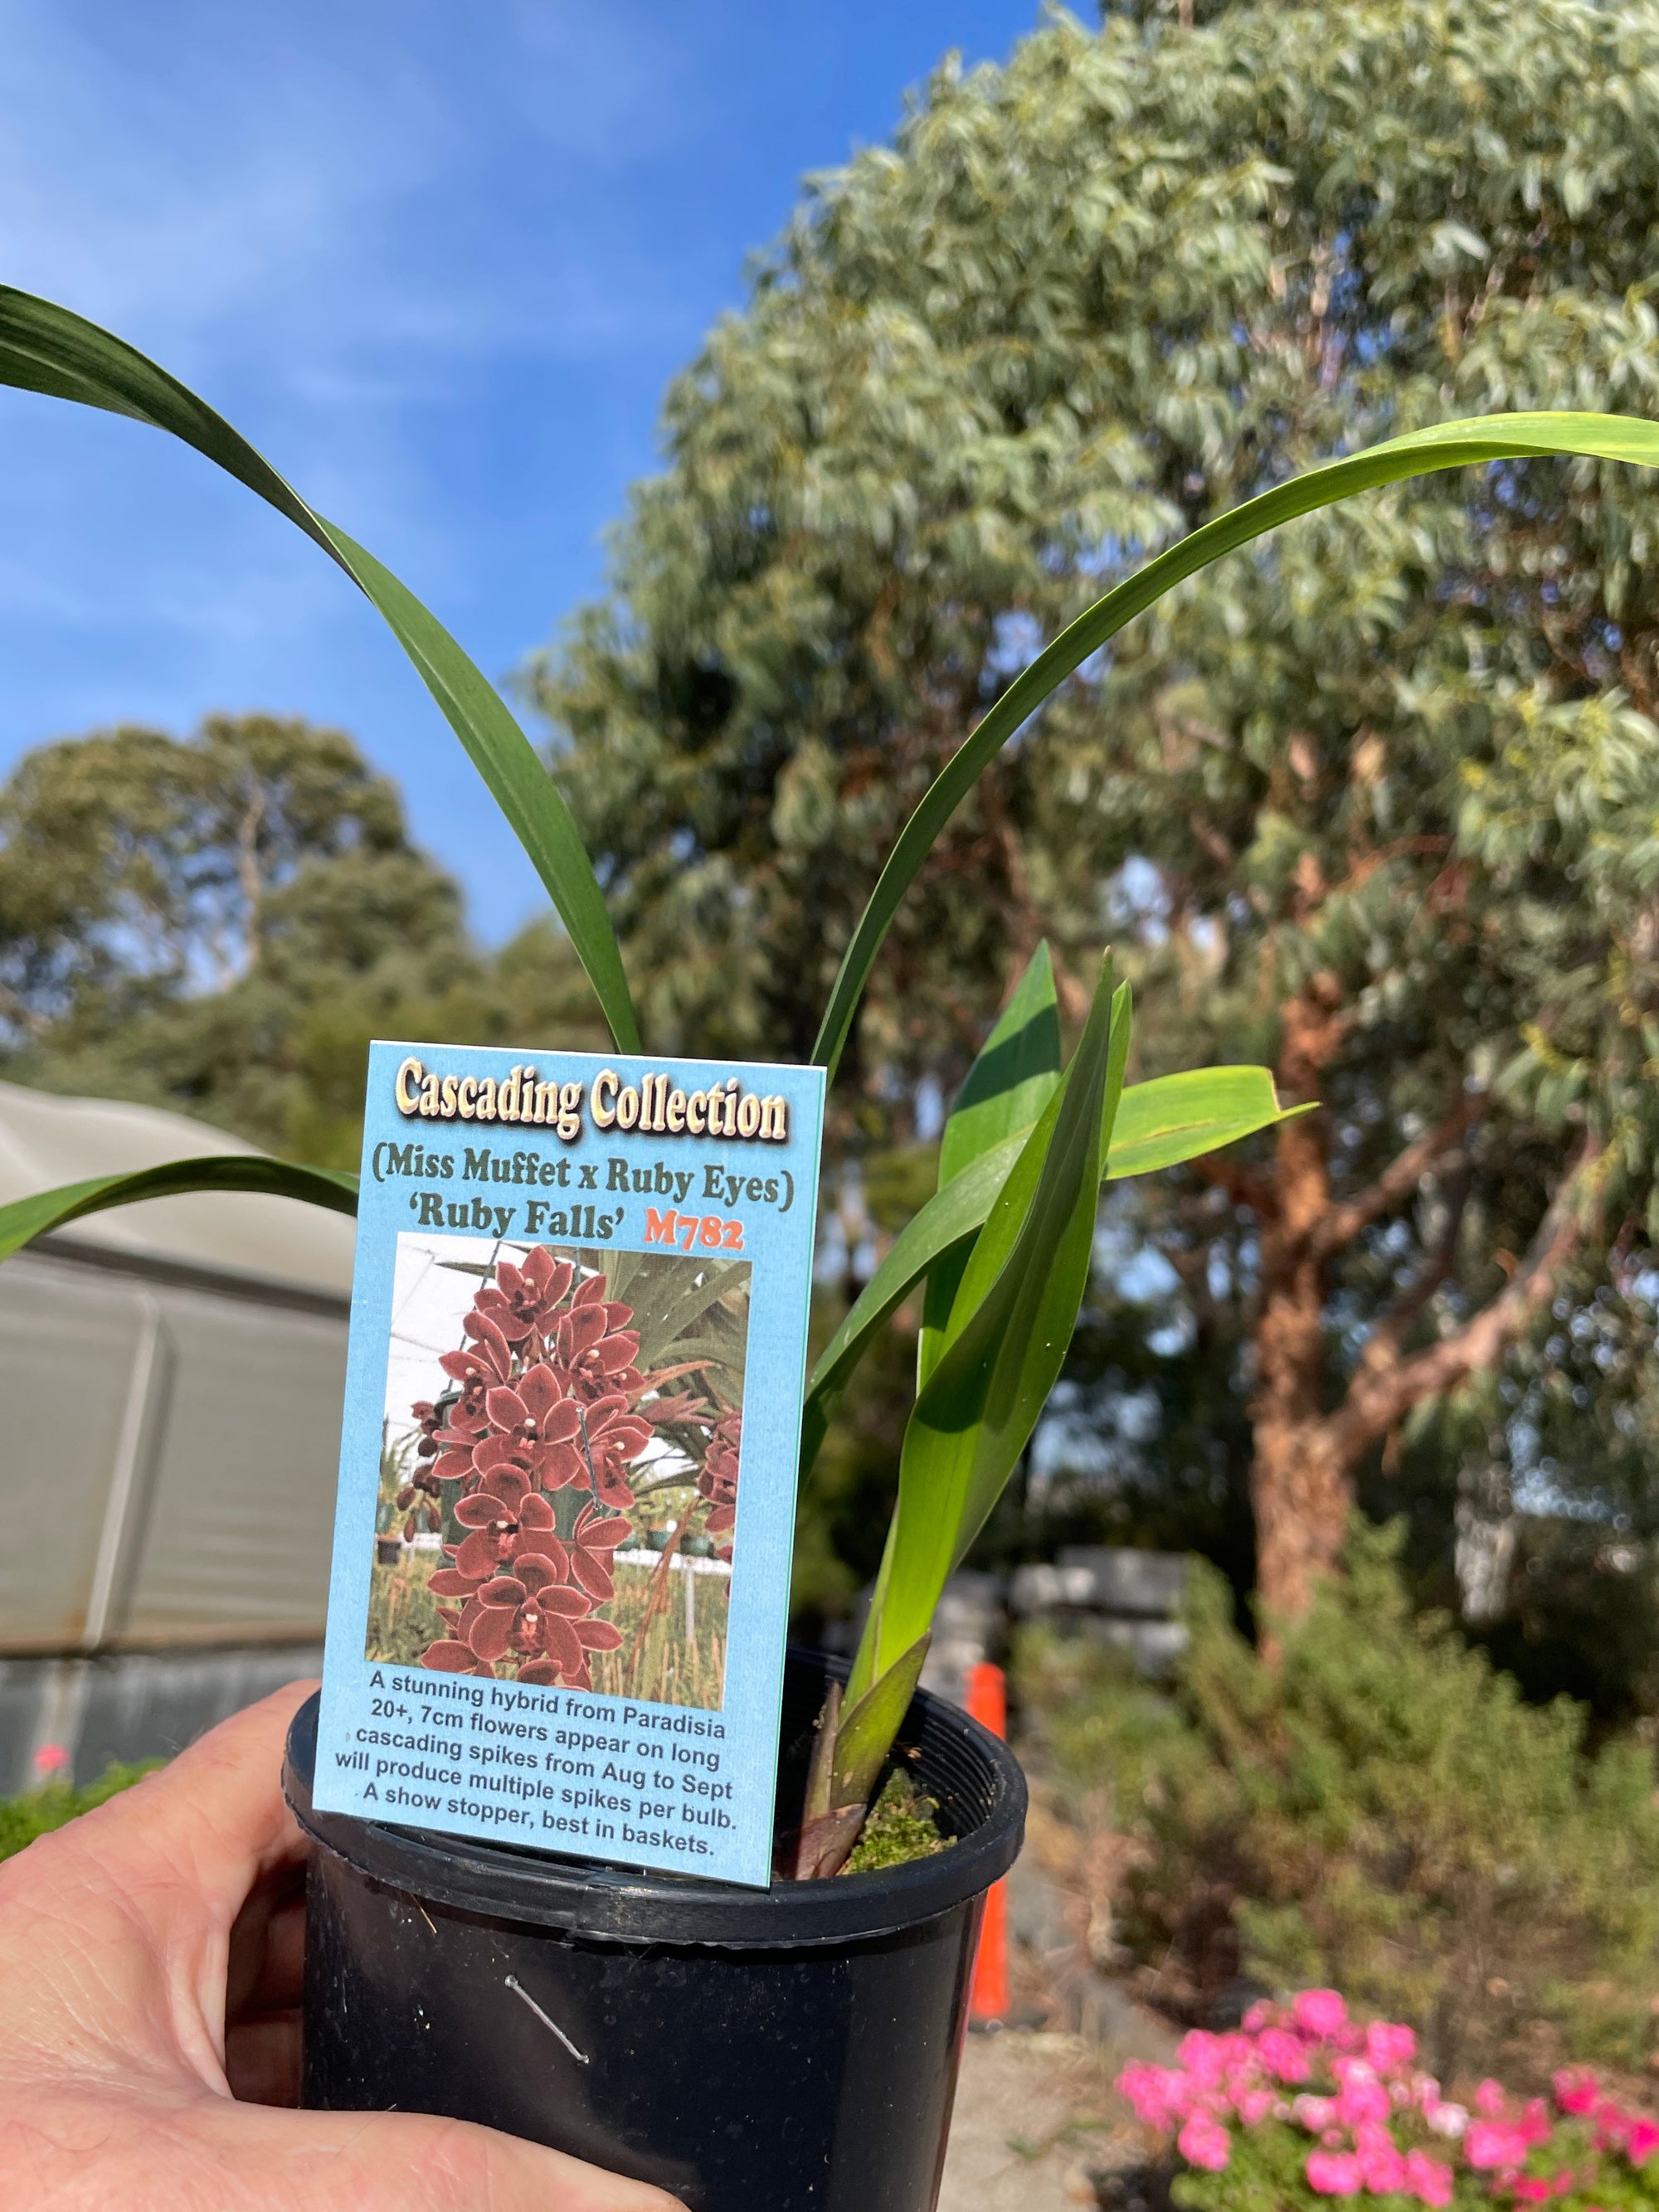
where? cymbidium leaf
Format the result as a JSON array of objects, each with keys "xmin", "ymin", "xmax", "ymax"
[
  {"xmin": 862, "ymin": 955, "xmax": 1129, "ymax": 1689},
  {"xmin": 0, "ymin": 284, "xmax": 640, "ymax": 1053},
  {"xmin": 0, "ymin": 1156, "xmax": 358, "ymax": 1266}
]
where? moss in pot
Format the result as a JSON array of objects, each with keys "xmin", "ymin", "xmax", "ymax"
[{"xmin": 4, "ymin": 285, "xmax": 1659, "ymax": 2207}]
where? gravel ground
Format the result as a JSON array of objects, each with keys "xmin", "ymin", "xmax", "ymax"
[
  {"xmin": 936, "ymin": 1816, "xmax": 1180, "ymax": 2211},
  {"xmin": 938, "ymin": 2029, "xmax": 1126, "ymax": 2211}
]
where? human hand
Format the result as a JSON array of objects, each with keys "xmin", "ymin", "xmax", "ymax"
[{"xmin": 0, "ymin": 1680, "xmax": 678, "ymax": 2211}]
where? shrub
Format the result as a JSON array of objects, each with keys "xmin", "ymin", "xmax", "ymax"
[
  {"xmin": 0, "ymin": 1762, "xmax": 156, "ymax": 1863},
  {"xmin": 1120, "ymin": 1993, "xmax": 1659, "ymax": 2211},
  {"xmin": 1019, "ymin": 1523, "xmax": 1659, "ymax": 2083}
]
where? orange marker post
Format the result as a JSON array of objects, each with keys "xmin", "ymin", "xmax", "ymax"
[{"xmin": 966, "ymin": 1660, "xmax": 1009, "ymax": 2023}]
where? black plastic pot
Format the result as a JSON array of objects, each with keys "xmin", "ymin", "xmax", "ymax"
[{"xmin": 284, "ymin": 1650, "xmax": 1025, "ymax": 2212}]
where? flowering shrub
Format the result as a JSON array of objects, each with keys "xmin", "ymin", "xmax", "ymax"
[
  {"xmin": 1119, "ymin": 1992, "xmax": 1659, "ymax": 2211},
  {"xmin": 1018, "ymin": 1523, "xmax": 1659, "ymax": 2080},
  {"xmin": 402, "ymin": 1244, "xmax": 742, "ymax": 1688}
]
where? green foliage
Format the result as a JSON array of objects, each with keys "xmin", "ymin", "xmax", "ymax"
[
  {"xmin": 533, "ymin": 0, "xmax": 1659, "ymax": 1636},
  {"xmin": 0, "ymin": 717, "xmax": 611, "ymax": 1171},
  {"xmin": 1020, "ymin": 1523, "xmax": 1659, "ymax": 2084},
  {"xmin": 533, "ymin": 0, "xmax": 1659, "ymax": 1101},
  {"xmin": 798, "ymin": 1058, "xmax": 1295, "ymax": 1539},
  {"xmin": 0, "ymin": 1763, "xmax": 158, "ymax": 1862},
  {"xmin": 0, "ymin": 1154, "xmax": 358, "ymax": 1266},
  {"xmin": 854, "ymin": 957, "xmax": 1130, "ymax": 1699}
]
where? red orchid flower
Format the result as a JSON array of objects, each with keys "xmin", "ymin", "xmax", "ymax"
[
  {"xmin": 474, "ymin": 1246, "xmax": 575, "ymax": 1343},
  {"xmin": 463, "ymin": 1558, "xmax": 596, "ymax": 1668},
  {"xmin": 482, "ymin": 1362, "xmax": 586, "ymax": 1487},
  {"xmin": 437, "ymin": 1482, "xmax": 561, "ymax": 1582}
]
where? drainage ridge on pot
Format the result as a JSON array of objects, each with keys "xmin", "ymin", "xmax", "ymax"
[{"xmin": 285, "ymin": 1650, "xmax": 1026, "ymax": 2212}]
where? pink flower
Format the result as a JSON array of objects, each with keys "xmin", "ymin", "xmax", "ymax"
[
  {"xmin": 1306, "ymin": 2151, "xmax": 1365, "ymax": 2195},
  {"xmin": 1257, "ymin": 2029, "xmax": 1311, "ymax": 2084},
  {"xmin": 1474, "ymin": 2078, "xmax": 1506, "ymax": 2117},
  {"xmin": 1519, "ymin": 2098, "xmax": 1552, "ymax": 2147},
  {"xmin": 1554, "ymin": 2069, "xmax": 1598, "ymax": 2117},
  {"xmin": 1465, "ymin": 2121, "xmax": 1528, "ymax": 2172},
  {"xmin": 1403, "ymin": 2149, "xmax": 1454, "ymax": 2207},
  {"xmin": 1334, "ymin": 2075, "xmax": 1392, "ymax": 2129},
  {"xmin": 1176, "ymin": 2030, "xmax": 1228, "ymax": 2085},
  {"xmin": 1593, "ymin": 2099, "xmax": 1632, "ymax": 2151},
  {"xmin": 1513, "ymin": 2182, "xmax": 1553, "ymax": 2205},
  {"xmin": 1628, "ymin": 2118, "xmax": 1659, "ymax": 2166},
  {"xmin": 1359, "ymin": 2137, "xmax": 1406, "ymax": 2195},
  {"xmin": 1364, "ymin": 2021, "xmax": 1417, "ymax": 2075},
  {"xmin": 1293, "ymin": 2096, "xmax": 1336, "ymax": 2132},
  {"xmin": 1117, "ymin": 2063, "xmax": 1184, "ymax": 2131},
  {"xmin": 1233, "ymin": 2088, "xmax": 1277, "ymax": 2126},
  {"xmin": 1177, "ymin": 2116, "xmax": 1231, "ymax": 2172},
  {"xmin": 1425, "ymin": 2102, "xmax": 1468, "ymax": 2140},
  {"xmin": 1242, "ymin": 2000, "xmax": 1274, "ymax": 2033},
  {"xmin": 1294, "ymin": 1990, "xmax": 1350, "ymax": 2039}
]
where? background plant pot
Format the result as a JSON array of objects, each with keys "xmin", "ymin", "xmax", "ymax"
[{"xmin": 284, "ymin": 1650, "xmax": 1025, "ymax": 2212}]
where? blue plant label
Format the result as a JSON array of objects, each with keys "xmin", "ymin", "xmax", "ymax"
[{"xmin": 314, "ymin": 1040, "xmax": 826, "ymax": 1888}]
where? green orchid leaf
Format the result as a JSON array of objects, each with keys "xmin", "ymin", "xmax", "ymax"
[
  {"xmin": 922, "ymin": 942, "xmax": 1063, "ymax": 1392},
  {"xmin": 633, "ymin": 1255, "xmax": 751, "ymax": 1372},
  {"xmin": 800, "ymin": 1136, "xmax": 1024, "ymax": 1480},
  {"xmin": 829, "ymin": 1632, "xmax": 932, "ymax": 1812},
  {"xmin": 0, "ymin": 284, "xmax": 640, "ymax": 1055},
  {"xmin": 937, "ymin": 943, "xmax": 1062, "ymax": 1188},
  {"xmin": 1106, "ymin": 1065, "xmax": 1306, "ymax": 1179},
  {"xmin": 801, "ymin": 1063, "xmax": 1298, "ymax": 1477},
  {"xmin": 809, "ymin": 410, "xmax": 1659, "ymax": 1083},
  {"xmin": 0, "ymin": 1157, "xmax": 360, "ymax": 1266},
  {"xmin": 859, "ymin": 959, "xmax": 1129, "ymax": 1686}
]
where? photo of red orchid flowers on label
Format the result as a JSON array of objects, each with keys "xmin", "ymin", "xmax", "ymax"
[{"xmin": 370, "ymin": 1233, "xmax": 749, "ymax": 1712}]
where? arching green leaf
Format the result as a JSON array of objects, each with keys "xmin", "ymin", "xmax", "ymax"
[
  {"xmin": 0, "ymin": 1157, "xmax": 359, "ymax": 1266},
  {"xmin": 0, "ymin": 285, "xmax": 640, "ymax": 1054},
  {"xmin": 810, "ymin": 411, "xmax": 1659, "ymax": 1082},
  {"xmin": 801, "ymin": 1062, "xmax": 1297, "ymax": 1476}
]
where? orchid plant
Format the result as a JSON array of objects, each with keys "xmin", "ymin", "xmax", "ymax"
[
  {"xmin": 1120, "ymin": 1990, "xmax": 1659, "ymax": 2210},
  {"xmin": 3, "ymin": 284, "xmax": 1658, "ymax": 1873}
]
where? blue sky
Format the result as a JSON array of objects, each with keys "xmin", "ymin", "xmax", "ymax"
[{"xmin": 0, "ymin": 0, "xmax": 1041, "ymax": 941}]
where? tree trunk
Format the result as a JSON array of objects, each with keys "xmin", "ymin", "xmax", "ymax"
[
  {"xmin": 1249, "ymin": 989, "xmax": 1345, "ymax": 1621},
  {"xmin": 1245, "ymin": 969, "xmax": 1597, "ymax": 1626}
]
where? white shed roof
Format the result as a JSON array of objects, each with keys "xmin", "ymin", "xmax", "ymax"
[{"xmin": 0, "ymin": 1079, "xmax": 357, "ymax": 1299}]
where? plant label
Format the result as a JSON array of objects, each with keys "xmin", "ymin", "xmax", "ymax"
[{"xmin": 314, "ymin": 1039, "xmax": 825, "ymax": 1887}]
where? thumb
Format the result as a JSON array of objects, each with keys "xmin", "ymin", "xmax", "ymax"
[{"xmin": 175, "ymin": 2098, "xmax": 684, "ymax": 2212}]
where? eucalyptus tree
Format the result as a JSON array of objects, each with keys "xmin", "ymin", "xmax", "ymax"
[{"xmin": 533, "ymin": 0, "xmax": 1659, "ymax": 1617}]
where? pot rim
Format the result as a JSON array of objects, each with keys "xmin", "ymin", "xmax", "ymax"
[{"xmin": 283, "ymin": 1649, "xmax": 1025, "ymax": 1949}]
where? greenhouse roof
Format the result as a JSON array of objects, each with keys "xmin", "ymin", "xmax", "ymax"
[{"xmin": 0, "ymin": 1079, "xmax": 355, "ymax": 1300}]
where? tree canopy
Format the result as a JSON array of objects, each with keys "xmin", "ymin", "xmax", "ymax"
[
  {"xmin": 533, "ymin": 0, "xmax": 1659, "ymax": 1629},
  {"xmin": 0, "ymin": 716, "xmax": 607, "ymax": 1166}
]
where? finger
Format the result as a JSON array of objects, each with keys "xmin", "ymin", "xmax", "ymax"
[
  {"xmin": 0, "ymin": 1681, "xmax": 318, "ymax": 2083},
  {"xmin": 175, "ymin": 2099, "xmax": 687, "ymax": 2212},
  {"xmin": 52, "ymin": 1680, "xmax": 315, "ymax": 1962},
  {"xmin": 94, "ymin": 1679, "xmax": 317, "ymax": 1910},
  {"xmin": 2, "ymin": 2087, "xmax": 686, "ymax": 2212}
]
